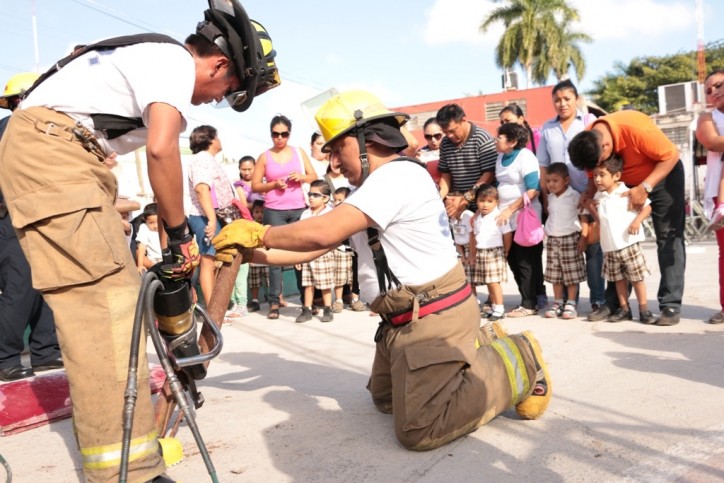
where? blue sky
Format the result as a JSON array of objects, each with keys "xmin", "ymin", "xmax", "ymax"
[{"xmin": 1, "ymin": 0, "xmax": 720, "ymax": 159}]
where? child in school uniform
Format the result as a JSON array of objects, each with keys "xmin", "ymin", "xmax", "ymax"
[
  {"xmin": 135, "ymin": 203, "xmax": 163, "ymax": 274},
  {"xmin": 593, "ymin": 156, "xmax": 655, "ymax": 323},
  {"xmin": 450, "ymin": 207, "xmax": 475, "ymax": 286},
  {"xmin": 246, "ymin": 199, "xmax": 269, "ymax": 312},
  {"xmin": 295, "ymin": 180, "xmax": 336, "ymax": 323},
  {"xmin": 330, "ymin": 187, "xmax": 364, "ymax": 312},
  {"xmin": 469, "ymin": 184, "xmax": 513, "ymax": 321},
  {"xmin": 543, "ymin": 162, "xmax": 588, "ymax": 319}
]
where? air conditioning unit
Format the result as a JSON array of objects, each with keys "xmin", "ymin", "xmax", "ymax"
[
  {"xmin": 657, "ymin": 81, "xmax": 701, "ymax": 115},
  {"xmin": 501, "ymin": 70, "xmax": 519, "ymax": 91}
]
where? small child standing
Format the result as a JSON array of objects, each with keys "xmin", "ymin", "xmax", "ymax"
[
  {"xmin": 543, "ymin": 162, "xmax": 588, "ymax": 319},
  {"xmin": 295, "ymin": 180, "xmax": 335, "ymax": 323},
  {"xmin": 247, "ymin": 199, "xmax": 268, "ymax": 312},
  {"xmin": 135, "ymin": 203, "xmax": 163, "ymax": 273},
  {"xmin": 594, "ymin": 156, "xmax": 654, "ymax": 323},
  {"xmin": 450, "ymin": 207, "xmax": 474, "ymax": 286},
  {"xmin": 331, "ymin": 187, "xmax": 364, "ymax": 312},
  {"xmin": 469, "ymin": 184, "xmax": 513, "ymax": 321}
]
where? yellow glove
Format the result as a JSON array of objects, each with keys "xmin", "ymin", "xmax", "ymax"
[
  {"xmin": 212, "ymin": 219, "xmax": 270, "ymax": 251},
  {"xmin": 214, "ymin": 247, "xmax": 255, "ymax": 266}
]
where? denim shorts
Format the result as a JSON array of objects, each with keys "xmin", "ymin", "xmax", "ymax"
[{"xmin": 188, "ymin": 214, "xmax": 220, "ymax": 256}]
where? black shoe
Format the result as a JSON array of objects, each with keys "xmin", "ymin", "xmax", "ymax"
[
  {"xmin": 607, "ymin": 307, "xmax": 633, "ymax": 322},
  {"xmin": 587, "ymin": 305, "xmax": 611, "ymax": 322},
  {"xmin": 0, "ymin": 365, "xmax": 34, "ymax": 381},
  {"xmin": 639, "ymin": 310, "xmax": 656, "ymax": 325},
  {"xmin": 33, "ymin": 358, "xmax": 64, "ymax": 372},
  {"xmin": 247, "ymin": 300, "xmax": 261, "ymax": 312},
  {"xmin": 295, "ymin": 306, "xmax": 313, "ymax": 324},
  {"xmin": 655, "ymin": 307, "xmax": 680, "ymax": 326},
  {"xmin": 321, "ymin": 306, "xmax": 334, "ymax": 323}
]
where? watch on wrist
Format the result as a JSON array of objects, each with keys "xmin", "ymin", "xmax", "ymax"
[
  {"xmin": 641, "ymin": 182, "xmax": 653, "ymax": 194},
  {"xmin": 464, "ymin": 190, "xmax": 475, "ymax": 203}
]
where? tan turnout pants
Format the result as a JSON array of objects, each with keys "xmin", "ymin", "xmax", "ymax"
[
  {"xmin": 0, "ymin": 107, "xmax": 165, "ymax": 482},
  {"xmin": 368, "ymin": 263, "xmax": 538, "ymax": 450}
]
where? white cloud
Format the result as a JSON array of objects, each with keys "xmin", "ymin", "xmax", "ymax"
[{"xmin": 424, "ymin": 0, "xmax": 694, "ymax": 45}]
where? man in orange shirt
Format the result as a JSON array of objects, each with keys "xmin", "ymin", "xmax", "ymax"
[{"xmin": 568, "ymin": 109, "xmax": 685, "ymax": 326}]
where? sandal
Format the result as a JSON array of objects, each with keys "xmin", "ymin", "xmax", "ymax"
[
  {"xmin": 506, "ymin": 306, "xmax": 537, "ymax": 318},
  {"xmin": 267, "ymin": 305, "xmax": 280, "ymax": 320},
  {"xmin": 560, "ymin": 303, "xmax": 577, "ymax": 320},
  {"xmin": 544, "ymin": 303, "xmax": 562, "ymax": 318}
]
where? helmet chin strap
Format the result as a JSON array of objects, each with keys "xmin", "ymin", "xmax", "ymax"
[{"xmin": 354, "ymin": 109, "xmax": 370, "ymax": 186}]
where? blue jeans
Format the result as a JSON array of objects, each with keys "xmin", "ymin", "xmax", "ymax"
[
  {"xmin": 263, "ymin": 207, "xmax": 305, "ymax": 306},
  {"xmin": 585, "ymin": 242, "xmax": 605, "ymax": 306}
]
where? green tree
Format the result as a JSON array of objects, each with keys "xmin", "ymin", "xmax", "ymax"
[
  {"xmin": 532, "ymin": 21, "xmax": 592, "ymax": 84},
  {"xmin": 587, "ymin": 40, "xmax": 724, "ymax": 114},
  {"xmin": 480, "ymin": 0, "xmax": 584, "ymax": 88}
]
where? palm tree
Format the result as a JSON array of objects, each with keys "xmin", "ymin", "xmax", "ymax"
[
  {"xmin": 480, "ymin": 0, "xmax": 584, "ymax": 88},
  {"xmin": 532, "ymin": 22, "xmax": 592, "ymax": 84}
]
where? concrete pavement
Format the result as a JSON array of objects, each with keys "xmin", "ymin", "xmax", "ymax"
[{"xmin": 2, "ymin": 241, "xmax": 724, "ymax": 482}]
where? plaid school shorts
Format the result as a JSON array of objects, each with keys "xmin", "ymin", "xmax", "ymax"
[
  {"xmin": 472, "ymin": 246, "xmax": 507, "ymax": 285},
  {"xmin": 458, "ymin": 243, "xmax": 473, "ymax": 281},
  {"xmin": 544, "ymin": 232, "xmax": 586, "ymax": 285},
  {"xmin": 602, "ymin": 242, "xmax": 649, "ymax": 282},
  {"xmin": 333, "ymin": 247, "xmax": 353, "ymax": 287},
  {"xmin": 248, "ymin": 265, "xmax": 269, "ymax": 289},
  {"xmin": 301, "ymin": 250, "xmax": 336, "ymax": 289}
]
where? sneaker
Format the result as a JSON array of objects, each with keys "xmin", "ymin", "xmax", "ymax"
[
  {"xmin": 332, "ymin": 300, "xmax": 344, "ymax": 313},
  {"xmin": 544, "ymin": 303, "xmax": 563, "ymax": 318},
  {"xmin": 655, "ymin": 307, "xmax": 680, "ymax": 326},
  {"xmin": 639, "ymin": 310, "xmax": 656, "ymax": 324},
  {"xmin": 488, "ymin": 312, "xmax": 505, "ymax": 321},
  {"xmin": 707, "ymin": 207, "xmax": 724, "ymax": 232},
  {"xmin": 348, "ymin": 298, "xmax": 366, "ymax": 312},
  {"xmin": 295, "ymin": 306, "xmax": 313, "ymax": 324},
  {"xmin": 708, "ymin": 311, "xmax": 724, "ymax": 324},
  {"xmin": 247, "ymin": 300, "xmax": 261, "ymax": 312},
  {"xmin": 607, "ymin": 307, "xmax": 633, "ymax": 322},
  {"xmin": 224, "ymin": 304, "xmax": 246, "ymax": 323},
  {"xmin": 587, "ymin": 305, "xmax": 611, "ymax": 322},
  {"xmin": 321, "ymin": 306, "xmax": 334, "ymax": 323},
  {"xmin": 515, "ymin": 331, "xmax": 552, "ymax": 420},
  {"xmin": 560, "ymin": 303, "xmax": 577, "ymax": 320}
]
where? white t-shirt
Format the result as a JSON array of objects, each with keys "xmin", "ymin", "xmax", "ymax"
[
  {"xmin": 595, "ymin": 182, "xmax": 651, "ymax": 252},
  {"xmin": 545, "ymin": 186, "xmax": 582, "ymax": 236},
  {"xmin": 300, "ymin": 204, "xmax": 332, "ymax": 220},
  {"xmin": 473, "ymin": 207, "xmax": 512, "ymax": 249},
  {"xmin": 704, "ymin": 109, "xmax": 724, "ymax": 218},
  {"xmin": 495, "ymin": 149, "xmax": 542, "ymax": 231},
  {"xmin": 135, "ymin": 223, "xmax": 163, "ymax": 264},
  {"xmin": 23, "ymin": 42, "xmax": 194, "ymax": 156},
  {"xmin": 451, "ymin": 211, "xmax": 473, "ymax": 246},
  {"xmin": 347, "ymin": 161, "xmax": 457, "ymax": 302}
]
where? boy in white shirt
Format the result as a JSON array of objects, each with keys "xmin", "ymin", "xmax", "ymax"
[
  {"xmin": 450, "ymin": 207, "xmax": 474, "ymax": 285},
  {"xmin": 295, "ymin": 180, "xmax": 335, "ymax": 323},
  {"xmin": 469, "ymin": 184, "xmax": 512, "ymax": 320},
  {"xmin": 543, "ymin": 163, "xmax": 588, "ymax": 319},
  {"xmin": 594, "ymin": 156, "xmax": 654, "ymax": 323},
  {"xmin": 247, "ymin": 200, "xmax": 268, "ymax": 313},
  {"xmin": 135, "ymin": 203, "xmax": 163, "ymax": 273}
]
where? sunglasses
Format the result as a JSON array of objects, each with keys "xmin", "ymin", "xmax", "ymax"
[
  {"xmin": 706, "ymin": 81, "xmax": 724, "ymax": 96},
  {"xmin": 272, "ymin": 131, "xmax": 290, "ymax": 139},
  {"xmin": 307, "ymin": 192, "xmax": 327, "ymax": 199},
  {"xmin": 424, "ymin": 133, "xmax": 443, "ymax": 141}
]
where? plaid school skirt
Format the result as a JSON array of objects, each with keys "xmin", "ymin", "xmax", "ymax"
[{"xmin": 472, "ymin": 246, "xmax": 507, "ymax": 285}]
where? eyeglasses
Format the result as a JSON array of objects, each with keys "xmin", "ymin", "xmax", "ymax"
[
  {"xmin": 307, "ymin": 192, "xmax": 327, "ymax": 199},
  {"xmin": 706, "ymin": 81, "xmax": 724, "ymax": 96},
  {"xmin": 424, "ymin": 133, "xmax": 443, "ymax": 141},
  {"xmin": 272, "ymin": 131, "xmax": 290, "ymax": 139}
]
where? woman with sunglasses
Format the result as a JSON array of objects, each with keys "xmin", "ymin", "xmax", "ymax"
[
  {"xmin": 416, "ymin": 117, "xmax": 444, "ymax": 188},
  {"xmin": 253, "ymin": 114, "xmax": 317, "ymax": 319}
]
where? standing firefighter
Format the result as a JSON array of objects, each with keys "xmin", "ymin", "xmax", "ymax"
[
  {"xmin": 212, "ymin": 90, "xmax": 552, "ymax": 450},
  {"xmin": 0, "ymin": 1, "xmax": 279, "ymax": 481}
]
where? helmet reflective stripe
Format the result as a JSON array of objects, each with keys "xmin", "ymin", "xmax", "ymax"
[
  {"xmin": 0, "ymin": 72, "xmax": 40, "ymax": 110},
  {"xmin": 490, "ymin": 338, "xmax": 531, "ymax": 405},
  {"xmin": 81, "ymin": 431, "xmax": 159, "ymax": 470}
]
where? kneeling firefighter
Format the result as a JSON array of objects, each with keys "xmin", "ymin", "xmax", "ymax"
[
  {"xmin": 212, "ymin": 90, "xmax": 552, "ymax": 450},
  {"xmin": 0, "ymin": 1, "xmax": 279, "ymax": 481}
]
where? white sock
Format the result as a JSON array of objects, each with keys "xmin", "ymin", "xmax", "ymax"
[{"xmin": 492, "ymin": 304, "xmax": 504, "ymax": 314}]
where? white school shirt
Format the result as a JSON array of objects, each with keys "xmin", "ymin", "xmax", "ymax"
[
  {"xmin": 545, "ymin": 186, "xmax": 582, "ymax": 236},
  {"xmin": 135, "ymin": 223, "xmax": 163, "ymax": 264},
  {"xmin": 346, "ymin": 160, "xmax": 457, "ymax": 302},
  {"xmin": 473, "ymin": 207, "xmax": 512, "ymax": 249},
  {"xmin": 451, "ymin": 211, "xmax": 474, "ymax": 246},
  {"xmin": 704, "ymin": 109, "xmax": 724, "ymax": 218},
  {"xmin": 22, "ymin": 42, "xmax": 194, "ymax": 156},
  {"xmin": 595, "ymin": 183, "xmax": 651, "ymax": 252}
]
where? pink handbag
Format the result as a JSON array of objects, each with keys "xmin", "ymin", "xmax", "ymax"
[{"xmin": 514, "ymin": 192, "xmax": 544, "ymax": 247}]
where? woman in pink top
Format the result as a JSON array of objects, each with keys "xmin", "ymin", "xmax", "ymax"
[{"xmin": 252, "ymin": 114, "xmax": 316, "ymax": 319}]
